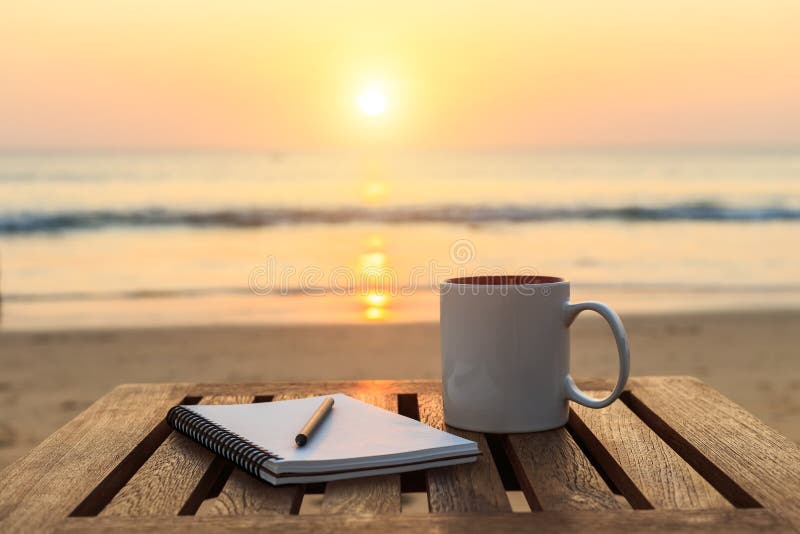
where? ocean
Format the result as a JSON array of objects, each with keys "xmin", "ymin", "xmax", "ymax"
[{"xmin": 1, "ymin": 148, "xmax": 799, "ymax": 329}]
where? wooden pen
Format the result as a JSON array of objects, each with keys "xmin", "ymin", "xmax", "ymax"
[{"xmin": 295, "ymin": 397, "xmax": 334, "ymax": 446}]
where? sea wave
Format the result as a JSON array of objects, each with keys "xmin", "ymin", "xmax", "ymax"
[{"xmin": 1, "ymin": 202, "xmax": 799, "ymax": 234}]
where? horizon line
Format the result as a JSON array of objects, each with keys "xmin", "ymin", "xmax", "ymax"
[{"xmin": 1, "ymin": 143, "xmax": 799, "ymax": 155}]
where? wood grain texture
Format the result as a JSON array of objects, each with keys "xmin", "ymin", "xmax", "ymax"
[
  {"xmin": 4, "ymin": 377, "xmax": 799, "ymax": 532},
  {"xmin": 418, "ymin": 394, "xmax": 511, "ymax": 513},
  {"xmin": 629, "ymin": 376, "xmax": 800, "ymax": 527},
  {"xmin": 100, "ymin": 395, "xmax": 254, "ymax": 517},
  {"xmin": 321, "ymin": 394, "xmax": 402, "ymax": 514},
  {"xmin": 505, "ymin": 428, "xmax": 624, "ymax": 511},
  {"xmin": 195, "ymin": 469, "xmax": 303, "ymax": 516},
  {"xmin": 571, "ymin": 390, "xmax": 731, "ymax": 510},
  {"xmin": 194, "ymin": 393, "xmax": 311, "ymax": 516},
  {"xmin": 0, "ymin": 384, "xmax": 190, "ymax": 531},
  {"xmin": 54, "ymin": 509, "xmax": 791, "ymax": 533}
]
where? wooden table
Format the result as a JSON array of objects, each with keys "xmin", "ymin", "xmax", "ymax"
[{"xmin": 1, "ymin": 377, "xmax": 799, "ymax": 532}]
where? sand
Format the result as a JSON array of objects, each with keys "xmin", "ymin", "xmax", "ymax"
[{"xmin": 1, "ymin": 309, "xmax": 799, "ymax": 471}]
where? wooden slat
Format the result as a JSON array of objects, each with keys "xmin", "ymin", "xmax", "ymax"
[
  {"xmin": 570, "ymin": 390, "xmax": 731, "ymax": 510},
  {"xmin": 321, "ymin": 394, "xmax": 402, "ymax": 514},
  {"xmin": 418, "ymin": 394, "xmax": 511, "ymax": 513},
  {"xmin": 195, "ymin": 469, "xmax": 302, "ymax": 516},
  {"xmin": 185, "ymin": 379, "xmax": 617, "ymax": 398},
  {"xmin": 0, "ymin": 384, "xmax": 190, "ymax": 531},
  {"xmin": 101, "ymin": 395, "xmax": 254, "ymax": 517},
  {"xmin": 55, "ymin": 509, "xmax": 791, "ymax": 533},
  {"xmin": 6, "ymin": 377, "xmax": 799, "ymax": 531},
  {"xmin": 187, "ymin": 381, "xmax": 441, "ymax": 397},
  {"xmin": 195, "ymin": 393, "xmax": 310, "ymax": 516},
  {"xmin": 505, "ymin": 428, "xmax": 624, "ymax": 511},
  {"xmin": 628, "ymin": 376, "xmax": 800, "ymax": 528}
]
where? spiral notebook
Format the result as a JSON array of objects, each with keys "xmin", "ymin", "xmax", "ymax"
[{"xmin": 167, "ymin": 393, "xmax": 480, "ymax": 485}]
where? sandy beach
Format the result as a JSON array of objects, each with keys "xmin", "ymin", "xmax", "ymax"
[{"xmin": 1, "ymin": 308, "xmax": 798, "ymax": 471}]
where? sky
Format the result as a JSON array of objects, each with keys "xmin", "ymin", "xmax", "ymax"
[{"xmin": 1, "ymin": 1, "xmax": 799, "ymax": 149}]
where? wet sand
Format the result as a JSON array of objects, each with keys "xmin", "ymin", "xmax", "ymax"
[{"xmin": 1, "ymin": 309, "xmax": 799, "ymax": 471}]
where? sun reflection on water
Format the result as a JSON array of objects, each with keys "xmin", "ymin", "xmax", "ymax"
[
  {"xmin": 364, "ymin": 305, "xmax": 388, "ymax": 320},
  {"xmin": 359, "ymin": 231, "xmax": 393, "ymax": 321},
  {"xmin": 360, "ymin": 251, "xmax": 387, "ymax": 269}
]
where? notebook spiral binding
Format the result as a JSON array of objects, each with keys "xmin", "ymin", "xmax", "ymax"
[{"xmin": 167, "ymin": 405, "xmax": 283, "ymax": 479}]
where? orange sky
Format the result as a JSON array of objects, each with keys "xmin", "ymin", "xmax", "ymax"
[{"xmin": 2, "ymin": 1, "xmax": 799, "ymax": 149}]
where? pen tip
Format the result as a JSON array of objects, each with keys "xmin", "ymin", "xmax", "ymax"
[{"xmin": 295, "ymin": 434, "xmax": 307, "ymax": 446}]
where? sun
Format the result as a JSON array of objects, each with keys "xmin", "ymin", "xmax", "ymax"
[{"xmin": 357, "ymin": 86, "xmax": 387, "ymax": 117}]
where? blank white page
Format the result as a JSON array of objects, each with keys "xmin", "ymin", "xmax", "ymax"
[{"xmin": 185, "ymin": 393, "xmax": 477, "ymax": 471}]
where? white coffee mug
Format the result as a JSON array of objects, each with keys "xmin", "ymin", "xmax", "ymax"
[{"xmin": 440, "ymin": 275, "xmax": 630, "ymax": 433}]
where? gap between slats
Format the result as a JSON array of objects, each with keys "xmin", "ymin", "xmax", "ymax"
[
  {"xmin": 71, "ymin": 395, "xmax": 284, "ymax": 517},
  {"xmin": 301, "ymin": 392, "xmax": 523, "ymax": 514},
  {"xmin": 73, "ymin": 391, "xmax": 516, "ymax": 517},
  {"xmin": 100, "ymin": 394, "xmax": 263, "ymax": 516},
  {"xmin": 177, "ymin": 457, "xmax": 233, "ymax": 515},
  {"xmin": 320, "ymin": 393, "xmax": 403, "ymax": 514},
  {"xmin": 417, "ymin": 393, "xmax": 515, "ymax": 513},
  {"xmin": 504, "ymin": 425, "xmax": 627, "ymax": 512},
  {"xmin": 70, "ymin": 387, "xmax": 755, "ymax": 519},
  {"xmin": 574, "ymin": 390, "xmax": 734, "ymax": 510},
  {"xmin": 397, "ymin": 394, "xmax": 427, "ymax": 495},
  {"xmin": 619, "ymin": 391, "xmax": 761, "ymax": 509},
  {"xmin": 70, "ymin": 396, "xmax": 201, "ymax": 517},
  {"xmin": 190, "ymin": 394, "xmax": 305, "ymax": 517},
  {"xmin": 563, "ymin": 390, "xmax": 762, "ymax": 510},
  {"xmin": 501, "ymin": 390, "xmax": 762, "ymax": 513},
  {"xmin": 564, "ymin": 420, "xmax": 626, "ymax": 498},
  {"xmin": 567, "ymin": 408, "xmax": 653, "ymax": 509}
]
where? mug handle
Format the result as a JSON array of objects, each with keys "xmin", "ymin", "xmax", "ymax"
[{"xmin": 563, "ymin": 301, "xmax": 630, "ymax": 409}]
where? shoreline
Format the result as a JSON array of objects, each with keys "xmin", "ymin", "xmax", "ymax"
[
  {"xmin": 2, "ymin": 308, "xmax": 799, "ymax": 470},
  {"xmin": 4, "ymin": 290, "xmax": 800, "ymax": 331}
]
